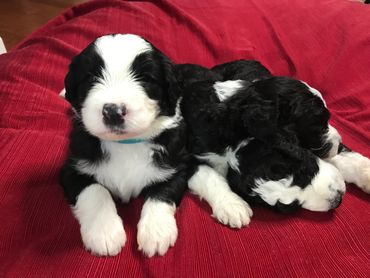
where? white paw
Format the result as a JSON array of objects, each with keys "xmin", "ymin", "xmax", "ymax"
[
  {"xmin": 80, "ymin": 213, "xmax": 126, "ymax": 256},
  {"xmin": 137, "ymin": 200, "xmax": 178, "ymax": 257},
  {"xmin": 357, "ymin": 162, "xmax": 370, "ymax": 193},
  {"xmin": 212, "ymin": 192, "xmax": 253, "ymax": 228},
  {"xmin": 328, "ymin": 152, "xmax": 370, "ymax": 194}
]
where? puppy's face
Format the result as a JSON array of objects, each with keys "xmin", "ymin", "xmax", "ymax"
[
  {"xmin": 64, "ymin": 34, "xmax": 178, "ymax": 141},
  {"xmin": 234, "ymin": 140, "xmax": 345, "ymax": 213}
]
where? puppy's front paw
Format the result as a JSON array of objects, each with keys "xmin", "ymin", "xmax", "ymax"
[
  {"xmin": 137, "ymin": 200, "xmax": 178, "ymax": 257},
  {"xmin": 329, "ymin": 152, "xmax": 370, "ymax": 194},
  {"xmin": 212, "ymin": 192, "xmax": 253, "ymax": 228},
  {"xmin": 357, "ymin": 163, "xmax": 370, "ymax": 193},
  {"xmin": 80, "ymin": 213, "xmax": 126, "ymax": 256}
]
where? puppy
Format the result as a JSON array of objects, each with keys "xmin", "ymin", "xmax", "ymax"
[
  {"xmin": 184, "ymin": 60, "xmax": 370, "ymax": 218},
  {"xmin": 60, "ymin": 34, "xmax": 193, "ymax": 257},
  {"xmin": 59, "ymin": 37, "xmax": 255, "ymax": 256}
]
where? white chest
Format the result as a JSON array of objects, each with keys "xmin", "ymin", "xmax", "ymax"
[{"xmin": 76, "ymin": 141, "xmax": 175, "ymax": 202}]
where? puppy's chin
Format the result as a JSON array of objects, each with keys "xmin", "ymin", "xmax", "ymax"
[{"xmin": 96, "ymin": 131, "xmax": 142, "ymax": 141}]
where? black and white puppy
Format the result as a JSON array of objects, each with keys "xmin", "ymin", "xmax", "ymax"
[
  {"xmin": 60, "ymin": 35, "xmax": 255, "ymax": 257},
  {"xmin": 184, "ymin": 60, "xmax": 370, "ymax": 218},
  {"xmin": 60, "ymin": 34, "xmax": 192, "ymax": 257}
]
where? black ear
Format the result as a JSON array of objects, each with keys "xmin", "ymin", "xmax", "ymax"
[
  {"xmin": 64, "ymin": 68, "xmax": 77, "ymax": 105},
  {"xmin": 64, "ymin": 49, "xmax": 88, "ymax": 108},
  {"xmin": 239, "ymin": 85, "xmax": 278, "ymax": 140},
  {"xmin": 271, "ymin": 131, "xmax": 304, "ymax": 162},
  {"xmin": 160, "ymin": 54, "xmax": 180, "ymax": 115},
  {"xmin": 63, "ymin": 42, "xmax": 104, "ymax": 110},
  {"xmin": 63, "ymin": 53, "xmax": 87, "ymax": 110}
]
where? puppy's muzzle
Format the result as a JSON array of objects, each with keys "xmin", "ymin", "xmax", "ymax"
[
  {"xmin": 102, "ymin": 103, "xmax": 126, "ymax": 126},
  {"xmin": 330, "ymin": 190, "xmax": 344, "ymax": 209}
]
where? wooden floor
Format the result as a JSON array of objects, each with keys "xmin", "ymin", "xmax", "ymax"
[{"xmin": 0, "ymin": 0, "xmax": 85, "ymax": 50}]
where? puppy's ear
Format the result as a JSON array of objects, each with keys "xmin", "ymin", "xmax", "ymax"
[
  {"xmin": 271, "ymin": 131, "xmax": 304, "ymax": 162},
  {"xmin": 63, "ymin": 42, "xmax": 103, "ymax": 110},
  {"xmin": 160, "ymin": 55, "xmax": 180, "ymax": 115},
  {"xmin": 64, "ymin": 69, "xmax": 77, "ymax": 106},
  {"xmin": 64, "ymin": 53, "xmax": 86, "ymax": 109},
  {"xmin": 239, "ymin": 86, "xmax": 278, "ymax": 140}
]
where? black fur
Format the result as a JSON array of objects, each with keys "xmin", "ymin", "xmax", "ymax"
[
  {"xmin": 131, "ymin": 49, "xmax": 180, "ymax": 116},
  {"xmin": 180, "ymin": 60, "xmax": 340, "ymax": 212},
  {"xmin": 60, "ymin": 35, "xmax": 192, "ymax": 209},
  {"xmin": 212, "ymin": 59, "xmax": 272, "ymax": 81}
]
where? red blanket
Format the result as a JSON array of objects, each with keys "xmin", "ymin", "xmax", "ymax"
[{"xmin": 0, "ymin": 0, "xmax": 369, "ymax": 277}]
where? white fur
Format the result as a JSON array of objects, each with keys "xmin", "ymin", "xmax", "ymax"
[
  {"xmin": 76, "ymin": 141, "xmax": 175, "ymax": 203},
  {"xmin": 73, "ymin": 184, "xmax": 126, "ymax": 256},
  {"xmin": 300, "ymin": 80, "xmax": 327, "ymax": 107},
  {"xmin": 0, "ymin": 37, "xmax": 6, "ymax": 54},
  {"xmin": 213, "ymin": 80, "xmax": 245, "ymax": 101},
  {"xmin": 138, "ymin": 98, "xmax": 183, "ymax": 139},
  {"xmin": 328, "ymin": 151, "xmax": 370, "ymax": 193},
  {"xmin": 196, "ymin": 139, "xmax": 250, "ymax": 177},
  {"xmin": 95, "ymin": 34, "xmax": 151, "ymax": 75},
  {"xmin": 59, "ymin": 88, "xmax": 66, "ymax": 98},
  {"xmin": 252, "ymin": 159, "xmax": 345, "ymax": 211},
  {"xmin": 137, "ymin": 199, "xmax": 178, "ymax": 257},
  {"xmin": 188, "ymin": 165, "xmax": 253, "ymax": 228},
  {"xmin": 81, "ymin": 34, "xmax": 160, "ymax": 141},
  {"xmin": 325, "ymin": 125, "xmax": 342, "ymax": 158}
]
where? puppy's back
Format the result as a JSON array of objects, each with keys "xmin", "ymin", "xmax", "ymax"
[{"xmin": 212, "ymin": 60, "xmax": 272, "ymax": 82}]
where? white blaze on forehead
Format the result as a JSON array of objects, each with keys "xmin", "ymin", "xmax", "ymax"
[
  {"xmin": 95, "ymin": 34, "xmax": 152, "ymax": 81},
  {"xmin": 300, "ymin": 80, "xmax": 327, "ymax": 107},
  {"xmin": 81, "ymin": 34, "xmax": 160, "ymax": 139}
]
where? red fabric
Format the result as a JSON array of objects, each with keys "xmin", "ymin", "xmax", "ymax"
[{"xmin": 0, "ymin": 0, "xmax": 369, "ymax": 277}]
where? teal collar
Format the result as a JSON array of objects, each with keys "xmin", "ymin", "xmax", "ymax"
[{"xmin": 116, "ymin": 138, "xmax": 147, "ymax": 144}]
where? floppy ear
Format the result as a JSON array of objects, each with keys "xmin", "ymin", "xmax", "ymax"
[
  {"xmin": 239, "ymin": 86, "xmax": 278, "ymax": 141},
  {"xmin": 64, "ymin": 53, "xmax": 87, "ymax": 109},
  {"xmin": 160, "ymin": 55, "xmax": 180, "ymax": 115},
  {"xmin": 63, "ymin": 42, "xmax": 104, "ymax": 110},
  {"xmin": 64, "ymin": 69, "xmax": 77, "ymax": 105},
  {"xmin": 270, "ymin": 131, "xmax": 305, "ymax": 162}
]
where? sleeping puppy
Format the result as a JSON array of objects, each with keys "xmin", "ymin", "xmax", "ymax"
[
  {"xmin": 60, "ymin": 34, "xmax": 192, "ymax": 257},
  {"xmin": 227, "ymin": 140, "xmax": 370, "ymax": 213},
  {"xmin": 184, "ymin": 60, "xmax": 370, "ymax": 219}
]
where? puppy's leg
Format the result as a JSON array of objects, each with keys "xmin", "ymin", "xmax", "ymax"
[
  {"xmin": 60, "ymin": 164, "xmax": 125, "ymax": 256},
  {"xmin": 188, "ymin": 165, "xmax": 253, "ymax": 228},
  {"xmin": 137, "ymin": 170, "xmax": 188, "ymax": 257},
  {"xmin": 74, "ymin": 184, "xmax": 126, "ymax": 256},
  {"xmin": 327, "ymin": 144, "xmax": 370, "ymax": 193}
]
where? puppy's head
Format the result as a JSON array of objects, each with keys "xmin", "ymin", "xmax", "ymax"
[
  {"xmin": 251, "ymin": 77, "xmax": 341, "ymax": 158},
  {"xmin": 64, "ymin": 34, "xmax": 179, "ymax": 141},
  {"xmin": 295, "ymin": 81, "xmax": 341, "ymax": 158}
]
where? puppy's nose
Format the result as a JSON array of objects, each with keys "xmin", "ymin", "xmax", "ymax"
[
  {"xmin": 102, "ymin": 103, "xmax": 126, "ymax": 126},
  {"xmin": 330, "ymin": 190, "xmax": 344, "ymax": 209}
]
